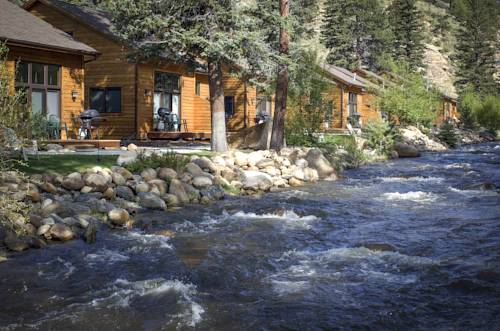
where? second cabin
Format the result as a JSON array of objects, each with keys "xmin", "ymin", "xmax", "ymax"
[{"xmin": 25, "ymin": 0, "xmax": 257, "ymax": 140}]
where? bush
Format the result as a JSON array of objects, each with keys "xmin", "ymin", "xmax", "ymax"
[
  {"xmin": 458, "ymin": 89, "xmax": 482, "ymax": 129},
  {"xmin": 363, "ymin": 119, "xmax": 395, "ymax": 155},
  {"xmin": 124, "ymin": 150, "xmax": 190, "ymax": 174},
  {"xmin": 437, "ymin": 121, "xmax": 458, "ymax": 148},
  {"xmin": 319, "ymin": 134, "xmax": 365, "ymax": 170},
  {"xmin": 476, "ymin": 95, "xmax": 500, "ymax": 134}
]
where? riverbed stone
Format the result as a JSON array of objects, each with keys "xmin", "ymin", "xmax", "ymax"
[
  {"xmin": 192, "ymin": 176, "xmax": 213, "ymax": 188},
  {"xmin": 185, "ymin": 162, "xmax": 205, "ymax": 177},
  {"xmin": 135, "ymin": 182, "xmax": 150, "ymax": 194},
  {"xmin": 140, "ymin": 168, "xmax": 157, "ymax": 182},
  {"xmin": 241, "ymin": 171, "xmax": 273, "ymax": 191},
  {"xmin": 162, "ymin": 193, "xmax": 180, "ymax": 206},
  {"xmin": 193, "ymin": 157, "xmax": 217, "ymax": 173},
  {"xmin": 234, "ymin": 151, "xmax": 249, "ymax": 166},
  {"xmin": 108, "ymin": 208, "xmax": 130, "ymax": 226},
  {"xmin": 255, "ymin": 158, "xmax": 275, "ymax": 169},
  {"xmin": 305, "ymin": 149, "xmax": 335, "ymax": 179},
  {"xmin": 116, "ymin": 185, "xmax": 135, "ymax": 201},
  {"xmin": 200, "ymin": 186, "xmax": 225, "ymax": 201},
  {"xmin": 103, "ymin": 187, "xmax": 116, "ymax": 200},
  {"xmin": 169, "ymin": 179, "xmax": 190, "ymax": 204},
  {"xmin": 289, "ymin": 177, "xmax": 306, "ymax": 187},
  {"xmin": 393, "ymin": 142, "xmax": 421, "ymax": 158},
  {"xmin": 148, "ymin": 179, "xmax": 168, "ymax": 196},
  {"xmin": 4, "ymin": 233, "xmax": 29, "ymax": 252},
  {"xmin": 112, "ymin": 172, "xmax": 126, "ymax": 186},
  {"xmin": 36, "ymin": 224, "xmax": 51, "ymax": 236},
  {"xmin": 62, "ymin": 172, "xmax": 85, "ymax": 191},
  {"xmin": 56, "ymin": 202, "xmax": 92, "ymax": 217},
  {"xmin": 49, "ymin": 224, "xmax": 74, "ymax": 241},
  {"xmin": 137, "ymin": 192, "xmax": 166, "ymax": 210},
  {"xmin": 39, "ymin": 181, "xmax": 57, "ymax": 194}
]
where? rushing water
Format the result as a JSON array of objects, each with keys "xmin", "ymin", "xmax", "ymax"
[{"xmin": 1, "ymin": 143, "xmax": 500, "ymax": 330}]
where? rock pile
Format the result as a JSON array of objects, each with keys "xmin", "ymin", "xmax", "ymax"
[{"xmin": 0, "ymin": 147, "xmax": 336, "ymax": 254}]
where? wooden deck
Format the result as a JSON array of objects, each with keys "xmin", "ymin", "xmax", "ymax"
[
  {"xmin": 147, "ymin": 131, "xmax": 212, "ymax": 140},
  {"xmin": 46, "ymin": 139, "xmax": 121, "ymax": 149}
]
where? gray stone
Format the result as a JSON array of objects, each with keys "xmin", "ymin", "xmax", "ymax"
[
  {"xmin": 117, "ymin": 151, "xmax": 137, "ymax": 166},
  {"xmin": 84, "ymin": 173, "xmax": 109, "ymax": 192},
  {"xmin": 39, "ymin": 181, "xmax": 57, "ymax": 194},
  {"xmin": 193, "ymin": 157, "xmax": 217, "ymax": 173},
  {"xmin": 192, "ymin": 176, "xmax": 213, "ymax": 188},
  {"xmin": 162, "ymin": 194, "xmax": 179, "ymax": 206},
  {"xmin": 36, "ymin": 224, "xmax": 51, "ymax": 236},
  {"xmin": 116, "ymin": 185, "xmax": 135, "ymax": 201},
  {"xmin": 240, "ymin": 171, "xmax": 273, "ymax": 191},
  {"xmin": 84, "ymin": 222, "xmax": 97, "ymax": 243},
  {"xmin": 169, "ymin": 179, "xmax": 190, "ymax": 204},
  {"xmin": 112, "ymin": 166, "xmax": 134, "ymax": 180},
  {"xmin": 148, "ymin": 179, "xmax": 168, "ymax": 196},
  {"xmin": 135, "ymin": 182, "xmax": 150, "ymax": 194},
  {"xmin": 56, "ymin": 202, "xmax": 91, "ymax": 217},
  {"xmin": 108, "ymin": 208, "xmax": 130, "ymax": 226},
  {"xmin": 41, "ymin": 217, "xmax": 55, "ymax": 226},
  {"xmin": 4, "ymin": 233, "xmax": 29, "ymax": 252},
  {"xmin": 255, "ymin": 158, "xmax": 275, "ymax": 169},
  {"xmin": 49, "ymin": 224, "xmax": 74, "ymax": 241},
  {"xmin": 112, "ymin": 172, "xmax": 127, "ymax": 186},
  {"xmin": 62, "ymin": 172, "xmax": 85, "ymax": 191},
  {"xmin": 305, "ymin": 148, "xmax": 335, "ymax": 179},
  {"xmin": 137, "ymin": 192, "xmax": 166, "ymax": 210},
  {"xmin": 185, "ymin": 162, "xmax": 205, "ymax": 177},
  {"xmin": 158, "ymin": 167, "xmax": 177, "ymax": 181},
  {"xmin": 182, "ymin": 183, "xmax": 200, "ymax": 201},
  {"xmin": 200, "ymin": 186, "xmax": 225, "ymax": 201}
]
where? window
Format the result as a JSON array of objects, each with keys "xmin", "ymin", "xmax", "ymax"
[
  {"xmin": 90, "ymin": 87, "xmax": 121, "ymax": 113},
  {"xmin": 195, "ymin": 79, "xmax": 201, "ymax": 96},
  {"xmin": 348, "ymin": 92, "xmax": 358, "ymax": 116},
  {"xmin": 14, "ymin": 61, "xmax": 61, "ymax": 119},
  {"xmin": 154, "ymin": 72, "xmax": 180, "ymax": 93},
  {"xmin": 154, "ymin": 72, "xmax": 181, "ymax": 128},
  {"xmin": 325, "ymin": 100, "xmax": 334, "ymax": 121},
  {"xmin": 225, "ymin": 96, "xmax": 235, "ymax": 118}
]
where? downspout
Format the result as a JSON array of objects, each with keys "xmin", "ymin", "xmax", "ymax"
[{"xmin": 340, "ymin": 85, "xmax": 345, "ymax": 128}]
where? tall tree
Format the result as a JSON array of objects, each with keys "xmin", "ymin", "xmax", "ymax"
[
  {"xmin": 388, "ymin": 0, "xmax": 425, "ymax": 69},
  {"xmin": 452, "ymin": 0, "xmax": 499, "ymax": 94},
  {"xmin": 270, "ymin": 0, "xmax": 290, "ymax": 150},
  {"xmin": 110, "ymin": 0, "xmax": 268, "ymax": 152},
  {"xmin": 321, "ymin": 0, "xmax": 391, "ymax": 70}
]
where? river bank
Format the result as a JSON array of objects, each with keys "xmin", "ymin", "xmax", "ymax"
[
  {"xmin": 0, "ymin": 141, "xmax": 498, "ymax": 330},
  {"xmin": 0, "ymin": 125, "xmax": 496, "ymax": 256}
]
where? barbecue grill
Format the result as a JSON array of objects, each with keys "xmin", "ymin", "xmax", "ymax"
[
  {"xmin": 78, "ymin": 109, "xmax": 103, "ymax": 161},
  {"xmin": 157, "ymin": 107, "xmax": 179, "ymax": 131}
]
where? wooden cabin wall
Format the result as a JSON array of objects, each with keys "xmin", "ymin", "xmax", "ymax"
[
  {"xmin": 6, "ymin": 45, "xmax": 84, "ymax": 139},
  {"xmin": 223, "ymin": 73, "xmax": 257, "ymax": 131},
  {"xmin": 359, "ymin": 93, "xmax": 381, "ymax": 127},
  {"xmin": 29, "ymin": 2, "xmax": 137, "ymax": 139}
]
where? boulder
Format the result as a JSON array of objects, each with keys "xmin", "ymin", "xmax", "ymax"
[
  {"xmin": 62, "ymin": 172, "xmax": 85, "ymax": 191},
  {"xmin": 115, "ymin": 186, "xmax": 135, "ymax": 201},
  {"xmin": 393, "ymin": 142, "xmax": 421, "ymax": 158},
  {"xmin": 256, "ymin": 158, "xmax": 275, "ymax": 169},
  {"xmin": 148, "ymin": 179, "xmax": 168, "ymax": 196},
  {"xmin": 108, "ymin": 208, "xmax": 130, "ymax": 226},
  {"xmin": 182, "ymin": 183, "xmax": 200, "ymax": 201},
  {"xmin": 399, "ymin": 126, "xmax": 447, "ymax": 152},
  {"xmin": 200, "ymin": 186, "xmax": 225, "ymax": 201},
  {"xmin": 112, "ymin": 172, "xmax": 126, "ymax": 186},
  {"xmin": 84, "ymin": 173, "xmax": 109, "ymax": 192},
  {"xmin": 185, "ymin": 162, "xmax": 205, "ymax": 177},
  {"xmin": 140, "ymin": 168, "xmax": 157, "ymax": 182},
  {"xmin": 103, "ymin": 187, "xmax": 116, "ymax": 200},
  {"xmin": 240, "ymin": 171, "xmax": 273, "ymax": 191},
  {"xmin": 39, "ymin": 181, "xmax": 57, "ymax": 194},
  {"xmin": 56, "ymin": 202, "xmax": 91, "ymax": 217},
  {"xmin": 234, "ymin": 151, "xmax": 249, "ymax": 167},
  {"xmin": 158, "ymin": 168, "xmax": 177, "ymax": 181},
  {"xmin": 117, "ymin": 151, "xmax": 137, "ymax": 166},
  {"xmin": 49, "ymin": 224, "xmax": 74, "ymax": 241},
  {"xmin": 162, "ymin": 193, "xmax": 180, "ymax": 206},
  {"xmin": 193, "ymin": 157, "xmax": 217, "ymax": 173},
  {"xmin": 112, "ymin": 166, "xmax": 134, "ymax": 180},
  {"xmin": 137, "ymin": 192, "xmax": 166, "ymax": 210},
  {"xmin": 127, "ymin": 143, "xmax": 138, "ymax": 151},
  {"xmin": 135, "ymin": 182, "xmax": 150, "ymax": 193},
  {"xmin": 192, "ymin": 176, "xmax": 213, "ymax": 188},
  {"xmin": 247, "ymin": 151, "xmax": 267, "ymax": 166},
  {"xmin": 289, "ymin": 177, "xmax": 306, "ymax": 187},
  {"xmin": 305, "ymin": 149, "xmax": 335, "ymax": 179},
  {"xmin": 227, "ymin": 120, "xmax": 272, "ymax": 150},
  {"xmin": 4, "ymin": 233, "xmax": 29, "ymax": 252},
  {"xmin": 295, "ymin": 158, "xmax": 308, "ymax": 168}
]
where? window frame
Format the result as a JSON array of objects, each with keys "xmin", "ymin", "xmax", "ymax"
[
  {"xmin": 224, "ymin": 96, "xmax": 235, "ymax": 118},
  {"xmin": 195, "ymin": 79, "xmax": 201, "ymax": 96},
  {"xmin": 348, "ymin": 92, "xmax": 358, "ymax": 116},
  {"xmin": 89, "ymin": 87, "xmax": 122, "ymax": 114}
]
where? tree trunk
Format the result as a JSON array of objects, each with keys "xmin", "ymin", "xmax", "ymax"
[
  {"xmin": 208, "ymin": 60, "xmax": 228, "ymax": 152},
  {"xmin": 270, "ymin": 0, "xmax": 290, "ymax": 151}
]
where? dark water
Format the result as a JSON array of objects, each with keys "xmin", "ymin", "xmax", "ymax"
[{"xmin": 1, "ymin": 143, "xmax": 500, "ymax": 330}]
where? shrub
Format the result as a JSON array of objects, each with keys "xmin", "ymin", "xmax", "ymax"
[
  {"xmin": 124, "ymin": 150, "xmax": 190, "ymax": 174},
  {"xmin": 319, "ymin": 134, "xmax": 365, "ymax": 170},
  {"xmin": 458, "ymin": 89, "xmax": 482, "ymax": 129},
  {"xmin": 363, "ymin": 119, "xmax": 395, "ymax": 155},
  {"xmin": 438, "ymin": 120, "xmax": 458, "ymax": 148},
  {"xmin": 475, "ymin": 95, "xmax": 500, "ymax": 134}
]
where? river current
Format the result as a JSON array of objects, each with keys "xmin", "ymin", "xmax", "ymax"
[{"xmin": 1, "ymin": 142, "xmax": 499, "ymax": 330}]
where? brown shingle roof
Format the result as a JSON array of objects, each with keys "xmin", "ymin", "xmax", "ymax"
[
  {"xmin": 0, "ymin": 0, "xmax": 97, "ymax": 55},
  {"xmin": 320, "ymin": 63, "xmax": 374, "ymax": 89}
]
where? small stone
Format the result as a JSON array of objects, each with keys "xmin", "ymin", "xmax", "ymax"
[
  {"xmin": 29, "ymin": 214, "xmax": 43, "ymax": 228},
  {"xmin": 108, "ymin": 208, "xmax": 130, "ymax": 226},
  {"xmin": 158, "ymin": 168, "xmax": 177, "ymax": 181},
  {"xmin": 41, "ymin": 217, "xmax": 55, "ymax": 225},
  {"xmin": 112, "ymin": 172, "xmax": 126, "ymax": 186},
  {"xmin": 127, "ymin": 143, "xmax": 138, "ymax": 151},
  {"xmin": 62, "ymin": 172, "xmax": 85, "ymax": 191},
  {"xmin": 289, "ymin": 177, "xmax": 305, "ymax": 187},
  {"xmin": 4, "ymin": 233, "xmax": 29, "ymax": 252},
  {"xmin": 135, "ymin": 182, "xmax": 150, "ymax": 193},
  {"xmin": 200, "ymin": 196, "xmax": 210, "ymax": 204},
  {"xmin": 36, "ymin": 224, "xmax": 51, "ymax": 236},
  {"xmin": 81, "ymin": 186, "xmax": 94, "ymax": 194},
  {"xmin": 192, "ymin": 176, "xmax": 213, "ymax": 188},
  {"xmin": 162, "ymin": 193, "xmax": 179, "ymax": 206},
  {"xmin": 49, "ymin": 224, "xmax": 74, "ymax": 241},
  {"xmin": 39, "ymin": 181, "xmax": 57, "ymax": 194},
  {"xmin": 84, "ymin": 173, "xmax": 109, "ymax": 192},
  {"xmin": 103, "ymin": 187, "xmax": 116, "ymax": 200},
  {"xmin": 116, "ymin": 185, "xmax": 135, "ymax": 201},
  {"xmin": 137, "ymin": 192, "xmax": 166, "ymax": 210}
]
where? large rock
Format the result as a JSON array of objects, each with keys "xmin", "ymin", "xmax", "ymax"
[
  {"xmin": 137, "ymin": 192, "xmax": 166, "ymax": 210},
  {"xmin": 193, "ymin": 157, "xmax": 217, "ymax": 173},
  {"xmin": 112, "ymin": 172, "xmax": 126, "ymax": 186},
  {"xmin": 117, "ymin": 151, "xmax": 137, "ymax": 166},
  {"xmin": 399, "ymin": 126, "xmax": 447, "ymax": 152},
  {"xmin": 240, "ymin": 171, "xmax": 273, "ymax": 191},
  {"xmin": 185, "ymin": 162, "xmax": 205, "ymax": 177},
  {"xmin": 140, "ymin": 168, "xmax": 157, "ymax": 182},
  {"xmin": 234, "ymin": 151, "xmax": 249, "ymax": 167},
  {"xmin": 115, "ymin": 186, "xmax": 135, "ymax": 201},
  {"xmin": 112, "ymin": 166, "xmax": 134, "ymax": 180},
  {"xmin": 108, "ymin": 208, "xmax": 130, "ymax": 226},
  {"xmin": 158, "ymin": 168, "xmax": 177, "ymax": 181},
  {"xmin": 192, "ymin": 176, "xmax": 213, "ymax": 188},
  {"xmin": 49, "ymin": 224, "xmax": 74, "ymax": 241},
  {"xmin": 135, "ymin": 182, "xmax": 150, "ymax": 193},
  {"xmin": 393, "ymin": 142, "xmax": 421, "ymax": 158},
  {"xmin": 84, "ymin": 173, "xmax": 109, "ymax": 192},
  {"xmin": 305, "ymin": 149, "xmax": 335, "ymax": 179},
  {"xmin": 228, "ymin": 120, "xmax": 272, "ymax": 150},
  {"xmin": 169, "ymin": 179, "xmax": 190, "ymax": 204},
  {"xmin": 56, "ymin": 202, "xmax": 92, "ymax": 217},
  {"xmin": 4, "ymin": 233, "xmax": 29, "ymax": 252},
  {"xmin": 200, "ymin": 186, "xmax": 225, "ymax": 201},
  {"xmin": 148, "ymin": 179, "xmax": 168, "ymax": 196},
  {"xmin": 62, "ymin": 172, "xmax": 85, "ymax": 191},
  {"xmin": 0, "ymin": 125, "xmax": 22, "ymax": 151},
  {"xmin": 39, "ymin": 181, "xmax": 57, "ymax": 194}
]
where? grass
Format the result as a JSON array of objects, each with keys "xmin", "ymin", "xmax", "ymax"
[{"xmin": 15, "ymin": 154, "xmax": 118, "ymax": 175}]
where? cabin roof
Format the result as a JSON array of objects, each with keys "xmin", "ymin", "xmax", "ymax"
[
  {"xmin": 0, "ymin": 0, "xmax": 98, "ymax": 55},
  {"xmin": 320, "ymin": 63, "xmax": 374, "ymax": 89}
]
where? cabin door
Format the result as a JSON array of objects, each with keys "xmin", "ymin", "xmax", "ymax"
[{"xmin": 153, "ymin": 72, "xmax": 181, "ymax": 131}]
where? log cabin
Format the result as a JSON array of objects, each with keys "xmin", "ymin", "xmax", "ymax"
[
  {"xmin": 0, "ymin": 0, "xmax": 99, "ymax": 139},
  {"xmin": 320, "ymin": 64, "xmax": 381, "ymax": 131},
  {"xmin": 24, "ymin": 0, "xmax": 258, "ymax": 140}
]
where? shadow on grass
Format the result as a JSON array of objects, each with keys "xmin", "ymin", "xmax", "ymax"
[{"xmin": 15, "ymin": 155, "xmax": 118, "ymax": 175}]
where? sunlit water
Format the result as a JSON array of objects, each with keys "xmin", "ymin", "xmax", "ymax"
[{"xmin": 1, "ymin": 143, "xmax": 499, "ymax": 330}]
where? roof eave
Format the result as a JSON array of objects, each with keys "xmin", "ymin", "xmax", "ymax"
[{"xmin": 2, "ymin": 38, "xmax": 100, "ymax": 56}]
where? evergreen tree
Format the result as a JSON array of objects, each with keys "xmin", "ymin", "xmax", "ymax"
[
  {"xmin": 321, "ymin": 0, "xmax": 391, "ymax": 70},
  {"xmin": 452, "ymin": 0, "xmax": 499, "ymax": 94},
  {"xmin": 388, "ymin": 0, "xmax": 425, "ymax": 69}
]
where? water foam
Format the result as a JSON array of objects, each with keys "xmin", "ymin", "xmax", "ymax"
[
  {"xmin": 381, "ymin": 191, "xmax": 438, "ymax": 202},
  {"xmin": 377, "ymin": 176, "xmax": 444, "ymax": 183},
  {"xmin": 85, "ymin": 249, "xmax": 129, "ymax": 265}
]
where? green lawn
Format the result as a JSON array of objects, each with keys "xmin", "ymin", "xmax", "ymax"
[{"xmin": 15, "ymin": 154, "xmax": 118, "ymax": 175}]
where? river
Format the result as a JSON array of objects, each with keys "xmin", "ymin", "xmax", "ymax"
[{"xmin": 1, "ymin": 142, "xmax": 499, "ymax": 330}]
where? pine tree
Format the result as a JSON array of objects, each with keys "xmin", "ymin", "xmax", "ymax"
[
  {"xmin": 321, "ymin": 0, "xmax": 391, "ymax": 70},
  {"xmin": 388, "ymin": 0, "xmax": 425, "ymax": 69},
  {"xmin": 453, "ymin": 0, "xmax": 499, "ymax": 94}
]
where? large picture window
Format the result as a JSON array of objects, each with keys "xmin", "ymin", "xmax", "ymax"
[
  {"xmin": 15, "ymin": 61, "xmax": 61, "ymax": 120},
  {"xmin": 90, "ymin": 87, "xmax": 122, "ymax": 113}
]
